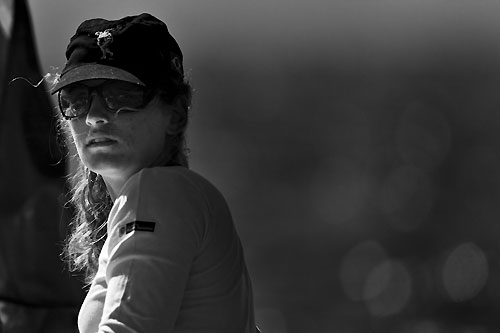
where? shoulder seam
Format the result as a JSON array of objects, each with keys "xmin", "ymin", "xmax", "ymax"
[{"xmin": 140, "ymin": 167, "xmax": 212, "ymax": 246}]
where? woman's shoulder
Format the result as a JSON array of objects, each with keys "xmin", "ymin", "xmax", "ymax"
[
  {"xmin": 106, "ymin": 167, "xmax": 214, "ymax": 261},
  {"xmin": 138, "ymin": 166, "xmax": 215, "ymax": 193},
  {"xmin": 120, "ymin": 166, "xmax": 224, "ymax": 204},
  {"xmin": 140, "ymin": 165, "xmax": 204, "ymax": 181}
]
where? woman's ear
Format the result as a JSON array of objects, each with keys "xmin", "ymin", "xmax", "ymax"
[{"xmin": 166, "ymin": 99, "xmax": 187, "ymax": 135}]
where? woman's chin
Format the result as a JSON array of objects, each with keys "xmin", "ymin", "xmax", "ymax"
[{"xmin": 84, "ymin": 156, "xmax": 136, "ymax": 178}]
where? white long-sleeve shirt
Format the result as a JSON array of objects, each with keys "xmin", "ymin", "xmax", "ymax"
[{"xmin": 78, "ymin": 166, "xmax": 256, "ymax": 333}]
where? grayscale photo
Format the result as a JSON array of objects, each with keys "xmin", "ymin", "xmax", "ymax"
[{"xmin": 1, "ymin": 1, "xmax": 500, "ymax": 332}]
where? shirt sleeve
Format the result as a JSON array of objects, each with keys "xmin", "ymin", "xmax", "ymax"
[{"xmin": 97, "ymin": 170, "xmax": 208, "ymax": 333}]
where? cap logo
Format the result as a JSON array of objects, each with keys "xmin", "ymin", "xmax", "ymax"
[{"xmin": 95, "ymin": 29, "xmax": 114, "ymax": 60}]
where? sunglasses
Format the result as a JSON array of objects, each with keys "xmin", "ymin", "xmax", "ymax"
[{"xmin": 58, "ymin": 81, "xmax": 155, "ymax": 120}]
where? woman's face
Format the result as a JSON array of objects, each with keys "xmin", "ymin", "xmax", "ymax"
[{"xmin": 66, "ymin": 79, "xmax": 174, "ymax": 184}]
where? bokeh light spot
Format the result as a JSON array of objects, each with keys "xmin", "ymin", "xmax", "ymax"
[
  {"xmin": 400, "ymin": 320, "xmax": 441, "ymax": 333},
  {"xmin": 378, "ymin": 165, "xmax": 435, "ymax": 232},
  {"xmin": 395, "ymin": 101, "xmax": 451, "ymax": 171},
  {"xmin": 364, "ymin": 260, "xmax": 412, "ymax": 317},
  {"xmin": 310, "ymin": 158, "xmax": 375, "ymax": 229},
  {"xmin": 339, "ymin": 240, "xmax": 388, "ymax": 301},
  {"xmin": 410, "ymin": 321, "xmax": 441, "ymax": 333},
  {"xmin": 441, "ymin": 242, "xmax": 489, "ymax": 302}
]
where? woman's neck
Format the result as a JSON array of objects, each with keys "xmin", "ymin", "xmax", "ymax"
[{"xmin": 102, "ymin": 173, "xmax": 133, "ymax": 201}]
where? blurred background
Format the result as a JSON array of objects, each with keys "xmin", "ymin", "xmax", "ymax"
[{"xmin": 23, "ymin": 0, "xmax": 500, "ymax": 332}]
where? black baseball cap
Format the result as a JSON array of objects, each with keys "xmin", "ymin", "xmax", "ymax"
[{"xmin": 50, "ymin": 13, "xmax": 184, "ymax": 94}]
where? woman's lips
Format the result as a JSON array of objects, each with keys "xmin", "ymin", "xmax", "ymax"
[{"xmin": 86, "ymin": 137, "xmax": 117, "ymax": 148}]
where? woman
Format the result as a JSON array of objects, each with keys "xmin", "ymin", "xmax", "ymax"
[{"xmin": 51, "ymin": 13, "xmax": 257, "ymax": 332}]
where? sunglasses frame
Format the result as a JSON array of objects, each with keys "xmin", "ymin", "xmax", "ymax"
[{"xmin": 58, "ymin": 81, "xmax": 155, "ymax": 120}]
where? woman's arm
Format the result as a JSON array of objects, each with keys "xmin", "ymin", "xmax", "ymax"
[{"xmin": 97, "ymin": 170, "xmax": 206, "ymax": 333}]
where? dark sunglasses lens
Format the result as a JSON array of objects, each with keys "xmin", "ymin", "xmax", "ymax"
[
  {"xmin": 101, "ymin": 82, "xmax": 148, "ymax": 111},
  {"xmin": 59, "ymin": 82, "xmax": 151, "ymax": 119},
  {"xmin": 59, "ymin": 86, "xmax": 89, "ymax": 118}
]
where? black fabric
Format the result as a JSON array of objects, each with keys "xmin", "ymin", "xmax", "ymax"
[
  {"xmin": 125, "ymin": 221, "xmax": 156, "ymax": 234},
  {"xmin": 1, "ymin": 0, "xmax": 65, "ymax": 178},
  {"xmin": 0, "ymin": 0, "xmax": 84, "ymax": 331}
]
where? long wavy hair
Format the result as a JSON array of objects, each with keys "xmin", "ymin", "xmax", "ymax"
[{"xmin": 59, "ymin": 78, "xmax": 192, "ymax": 284}]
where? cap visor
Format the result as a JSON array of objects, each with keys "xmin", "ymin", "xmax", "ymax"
[{"xmin": 49, "ymin": 64, "xmax": 145, "ymax": 94}]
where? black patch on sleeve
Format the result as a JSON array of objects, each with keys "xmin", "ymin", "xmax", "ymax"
[{"xmin": 125, "ymin": 221, "xmax": 156, "ymax": 234}]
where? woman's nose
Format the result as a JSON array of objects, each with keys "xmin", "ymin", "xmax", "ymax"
[{"xmin": 85, "ymin": 93, "xmax": 110, "ymax": 126}]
